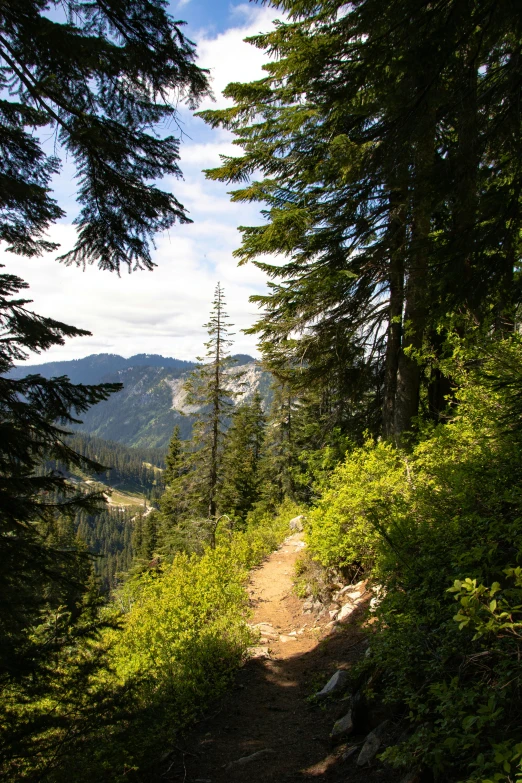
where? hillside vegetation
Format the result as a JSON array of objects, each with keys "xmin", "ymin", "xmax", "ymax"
[{"xmin": 1, "ymin": 1, "xmax": 521, "ymax": 782}]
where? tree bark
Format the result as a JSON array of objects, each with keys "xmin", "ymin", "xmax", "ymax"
[
  {"xmin": 395, "ymin": 109, "xmax": 436, "ymax": 439},
  {"xmin": 382, "ymin": 168, "xmax": 406, "ymax": 439}
]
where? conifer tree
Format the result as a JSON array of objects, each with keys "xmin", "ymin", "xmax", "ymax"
[
  {"xmin": 257, "ymin": 381, "xmax": 299, "ymax": 509},
  {"xmin": 159, "ymin": 284, "xmax": 240, "ymax": 550},
  {"xmin": 199, "ymin": 0, "xmax": 522, "ymax": 441},
  {"xmin": 218, "ymin": 393, "xmax": 265, "ymax": 524},
  {"xmin": 164, "ymin": 425, "xmax": 183, "ymax": 486},
  {"xmin": 0, "ymin": 0, "xmax": 210, "ymax": 272},
  {"xmin": 0, "ymin": 270, "xmax": 122, "ymax": 674}
]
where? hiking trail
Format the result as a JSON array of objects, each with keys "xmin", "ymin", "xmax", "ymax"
[{"xmin": 163, "ymin": 532, "xmax": 403, "ymax": 783}]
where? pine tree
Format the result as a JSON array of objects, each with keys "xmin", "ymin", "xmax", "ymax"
[
  {"xmin": 257, "ymin": 381, "xmax": 299, "ymax": 509},
  {"xmin": 218, "ymin": 393, "xmax": 265, "ymax": 524},
  {"xmin": 0, "ymin": 270, "xmax": 122, "ymax": 675},
  {"xmin": 164, "ymin": 425, "xmax": 183, "ymax": 486},
  {"xmin": 199, "ymin": 0, "xmax": 522, "ymax": 441},
  {"xmin": 180, "ymin": 283, "xmax": 239, "ymax": 533},
  {"xmin": 0, "ymin": 0, "xmax": 210, "ymax": 272}
]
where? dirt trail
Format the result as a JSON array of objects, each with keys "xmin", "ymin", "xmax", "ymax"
[{"xmin": 163, "ymin": 533, "xmax": 401, "ymax": 783}]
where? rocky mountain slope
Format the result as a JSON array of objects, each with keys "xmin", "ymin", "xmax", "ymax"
[{"xmin": 11, "ymin": 353, "xmax": 272, "ymax": 449}]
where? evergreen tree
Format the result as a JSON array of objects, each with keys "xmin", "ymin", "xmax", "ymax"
[
  {"xmin": 218, "ymin": 393, "xmax": 265, "ymax": 524},
  {"xmin": 257, "ymin": 381, "xmax": 299, "ymax": 509},
  {"xmin": 164, "ymin": 425, "xmax": 182, "ymax": 486},
  {"xmin": 181, "ymin": 283, "xmax": 239, "ymax": 531},
  {"xmin": 154, "ymin": 285, "xmax": 241, "ymax": 552},
  {"xmin": 0, "ymin": 0, "xmax": 210, "ymax": 271},
  {"xmin": 199, "ymin": 0, "xmax": 522, "ymax": 441},
  {"xmin": 0, "ymin": 270, "xmax": 122, "ymax": 674}
]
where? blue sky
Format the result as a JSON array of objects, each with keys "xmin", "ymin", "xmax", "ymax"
[{"xmin": 2, "ymin": 1, "xmax": 282, "ymax": 362}]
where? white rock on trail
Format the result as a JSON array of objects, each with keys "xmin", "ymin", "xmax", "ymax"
[
  {"xmin": 225, "ymin": 748, "xmax": 276, "ymax": 770},
  {"xmin": 314, "ymin": 669, "xmax": 349, "ymax": 700},
  {"xmin": 289, "ymin": 515, "xmax": 305, "ymax": 532},
  {"xmin": 249, "ymin": 646, "xmax": 271, "ymax": 659}
]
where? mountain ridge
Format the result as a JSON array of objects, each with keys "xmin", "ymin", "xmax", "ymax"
[{"xmin": 10, "ymin": 352, "xmax": 269, "ymax": 449}]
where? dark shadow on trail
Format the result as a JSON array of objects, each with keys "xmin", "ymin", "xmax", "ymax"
[{"xmin": 150, "ymin": 600, "xmax": 404, "ymax": 783}]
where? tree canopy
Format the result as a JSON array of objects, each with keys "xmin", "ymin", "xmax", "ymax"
[
  {"xmin": 0, "ymin": 0, "xmax": 210, "ymax": 271},
  {"xmin": 199, "ymin": 0, "xmax": 522, "ymax": 439}
]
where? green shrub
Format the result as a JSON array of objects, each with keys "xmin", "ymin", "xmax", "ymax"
[
  {"xmin": 307, "ymin": 438, "xmax": 409, "ymax": 572},
  {"xmin": 307, "ymin": 336, "xmax": 522, "ymax": 782}
]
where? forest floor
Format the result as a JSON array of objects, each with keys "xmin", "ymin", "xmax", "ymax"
[{"xmin": 158, "ymin": 533, "xmax": 403, "ymax": 783}]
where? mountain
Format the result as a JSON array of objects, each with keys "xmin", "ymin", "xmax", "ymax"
[
  {"xmin": 9, "ymin": 353, "xmax": 197, "ymax": 385},
  {"xmin": 11, "ymin": 353, "xmax": 271, "ymax": 449}
]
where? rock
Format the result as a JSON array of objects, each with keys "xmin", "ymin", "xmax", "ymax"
[
  {"xmin": 336, "ymin": 603, "xmax": 355, "ymax": 622},
  {"xmin": 314, "ymin": 669, "xmax": 349, "ymax": 700},
  {"xmin": 302, "ymin": 600, "xmax": 313, "ymax": 612},
  {"xmin": 346, "ymin": 590, "xmax": 364, "ymax": 601},
  {"xmin": 225, "ymin": 748, "xmax": 276, "ymax": 770},
  {"xmin": 254, "ymin": 623, "xmax": 279, "ymax": 639},
  {"xmin": 289, "ymin": 515, "xmax": 305, "ymax": 532},
  {"xmin": 249, "ymin": 646, "xmax": 270, "ymax": 659},
  {"xmin": 342, "ymin": 745, "xmax": 358, "ymax": 761},
  {"xmin": 330, "ymin": 710, "xmax": 354, "ymax": 739},
  {"xmin": 329, "ymin": 609, "xmax": 339, "ymax": 619},
  {"xmin": 356, "ymin": 721, "xmax": 389, "ymax": 766},
  {"xmin": 279, "ymin": 634, "xmax": 297, "ymax": 642}
]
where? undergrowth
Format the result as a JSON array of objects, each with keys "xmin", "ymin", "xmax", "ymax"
[
  {"xmin": 1, "ymin": 501, "xmax": 299, "ymax": 781},
  {"xmin": 306, "ymin": 335, "xmax": 522, "ymax": 783}
]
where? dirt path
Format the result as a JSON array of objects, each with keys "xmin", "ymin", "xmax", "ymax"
[{"xmin": 161, "ymin": 533, "xmax": 402, "ymax": 783}]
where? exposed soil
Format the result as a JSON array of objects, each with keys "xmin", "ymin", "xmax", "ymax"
[{"xmin": 159, "ymin": 533, "xmax": 403, "ymax": 783}]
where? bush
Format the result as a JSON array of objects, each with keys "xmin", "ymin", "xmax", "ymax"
[{"xmin": 307, "ymin": 336, "xmax": 522, "ymax": 782}]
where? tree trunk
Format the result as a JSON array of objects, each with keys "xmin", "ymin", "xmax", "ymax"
[
  {"xmin": 395, "ymin": 110, "xmax": 436, "ymax": 439},
  {"xmin": 382, "ymin": 168, "xmax": 406, "ymax": 439}
]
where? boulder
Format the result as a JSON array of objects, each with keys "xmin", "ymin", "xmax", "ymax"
[
  {"xmin": 289, "ymin": 515, "xmax": 305, "ymax": 532},
  {"xmin": 330, "ymin": 710, "xmax": 354, "ymax": 740},
  {"xmin": 342, "ymin": 745, "xmax": 358, "ymax": 761},
  {"xmin": 279, "ymin": 634, "xmax": 297, "ymax": 643},
  {"xmin": 314, "ymin": 669, "xmax": 349, "ymax": 700},
  {"xmin": 336, "ymin": 603, "xmax": 355, "ymax": 623},
  {"xmin": 356, "ymin": 720, "xmax": 389, "ymax": 766},
  {"xmin": 254, "ymin": 623, "xmax": 279, "ymax": 639}
]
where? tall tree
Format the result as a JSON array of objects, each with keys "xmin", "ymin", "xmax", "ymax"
[
  {"xmin": 218, "ymin": 393, "xmax": 265, "ymax": 524},
  {"xmin": 0, "ymin": 269, "xmax": 122, "ymax": 674},
  {"xmin": 158, "ymin": 284, "xmax": 241, "ymax": 551},
  {"xmin": 199, "ymin": 0, "xmax": 522, "ymax": 441},
  {"xmin": 0, "ymin": 0, "xmax": 210, "ymax": 271}
]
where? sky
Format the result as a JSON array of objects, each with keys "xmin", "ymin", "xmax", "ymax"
[{"xmin": 2, "ymin": 1, "xmax": 284, "ymax": 363}]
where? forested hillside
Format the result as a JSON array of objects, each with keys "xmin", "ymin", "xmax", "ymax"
[
  {"xmin": 44, "ymin": 433, "xmax": 166, "ymax": 589},
  {"xmin": 12, "ymin": 353, "xmax": 270, "ymax": 447},
  {"xmin": 1, "ymin": 1, "xmax": 521, "ymax": 783}
]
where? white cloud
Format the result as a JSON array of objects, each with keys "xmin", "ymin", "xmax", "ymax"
[{"xmin": 195, "ymin": 4, "xmax": 279, "ymax": 110}]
